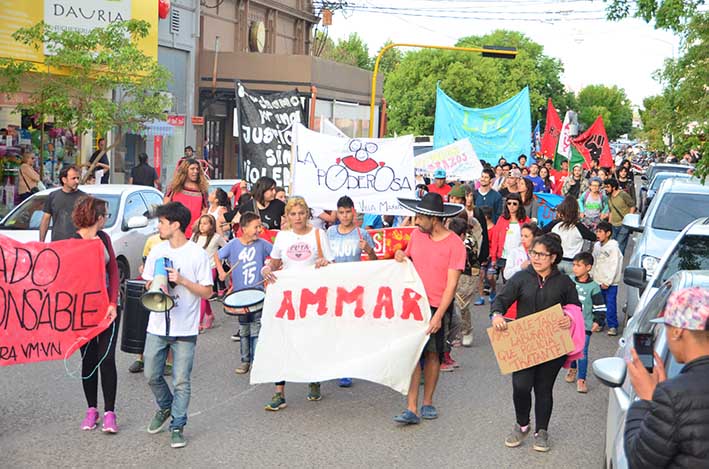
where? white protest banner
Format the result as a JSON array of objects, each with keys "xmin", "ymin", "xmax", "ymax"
[
  {"xmin": 320, "ymin": 118, "xmax": 348, "ymax": 138},
  {"xmin": 415, "ymin": 138, "xmax": 483, "ymax": 181},
  {"xmin": 250, "ymin": 259, "xmax": 431, "ymax": 394},
  {"xmin": 291, "ymin": 124, "xmax": 416, "ymax": 216}
]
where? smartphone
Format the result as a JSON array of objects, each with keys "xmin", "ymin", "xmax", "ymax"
[{"xmin": 633, "ymin": 333, "xmax": 654, "ymax": 373}]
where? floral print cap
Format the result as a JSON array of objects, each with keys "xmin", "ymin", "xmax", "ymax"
[{"xmin": 651, "ymin": 287, "xmax": 709, "ymax": 331}]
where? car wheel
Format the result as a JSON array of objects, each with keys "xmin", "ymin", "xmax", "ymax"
[{"xmin": 117, "ymin": 257, "xmax": 130, "ymax": 304}]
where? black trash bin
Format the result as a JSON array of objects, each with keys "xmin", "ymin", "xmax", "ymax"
[{"xmin": 121, "ymin": 280, "xmax": 151, "ymax": 354}]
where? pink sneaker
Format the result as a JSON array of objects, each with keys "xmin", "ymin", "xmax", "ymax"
[
  {"xmin": 102, "ymin": 411, "xmax": 118, "ymax": 433},
  {"xmin": 81, "ymin": 407, "xmax": 99, "ymax": 430}
]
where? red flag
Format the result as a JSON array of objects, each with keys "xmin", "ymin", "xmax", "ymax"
[
  {"xmin": 573, "ymin": 115, "xmax": 613, "ymax": 168},
  {"xmin": 540, "ymin": 98, "xmax": 562, "ymax": 160}
]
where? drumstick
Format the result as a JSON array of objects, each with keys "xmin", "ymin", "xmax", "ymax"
[{"xmin": 224, "ymin": 260, "xmax": 241, "ymax": 276}]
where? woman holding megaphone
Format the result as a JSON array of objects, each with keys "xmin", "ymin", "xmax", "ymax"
[{"xmin": 70, "ymin": 196, "xmax": 120, "ymax": 433}]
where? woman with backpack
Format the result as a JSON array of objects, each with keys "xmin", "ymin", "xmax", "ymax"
[{"xmin": 542, "ymin": 196, "xmax": 596, "ymax": 274}]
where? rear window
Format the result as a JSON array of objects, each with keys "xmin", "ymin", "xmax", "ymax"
[
  {"xmin": 657, "ymin": 234, "xmax": 709, "ymax": 284},
  {"xmin": 651, "ymin": 193, "xmax": 709, "ymax": 231},
  {"xmin": 0, "ymin": 194, "xmax": 121, "ymax": 230}
]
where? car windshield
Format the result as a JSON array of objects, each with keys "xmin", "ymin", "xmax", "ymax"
[
  {"xmin": 651, "ymin": 193, "xmax": 709, "ymax": 231},
  {"xmin": 649, "ymin": 166, "xmax": 687, "ymax": 180},
  {"xmin": 651, "ymin": 174, "xmax": 689, "ymax": 191},
  {"xmin": 657, "ymin": 235, "xmax": 709, "ymax": 284},
  {"xmin": 0, "ymin": 194, "xmax": 120, "ymax": 230}
]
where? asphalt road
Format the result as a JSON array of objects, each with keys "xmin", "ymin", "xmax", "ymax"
[{"xmin": 0, "ymin": 295, "xmax": 623, "ymax": 468}]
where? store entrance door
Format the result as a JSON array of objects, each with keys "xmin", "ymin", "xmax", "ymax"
[{"xmin": 205, "ymin": 117, "xmax": 225, "ymax": 179}]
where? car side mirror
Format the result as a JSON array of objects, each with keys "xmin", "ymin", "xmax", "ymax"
[
  {"xmin": 624, "ymin": 266, "xmax": 647, "ymax": 289},
  {"xmin": 592, "ymin": 357, "xmax": 627, "ymax": 388},
  {"xmin": 641, "ymin": 175, "xmax": 648, "ymax": 181},
  {"xmin": 126, "ymin": 215, "xmax": 149, "ymax": 230},
  {"xmin": 623, "ymin": 213, "xmax": 643, "ymax": 232}
]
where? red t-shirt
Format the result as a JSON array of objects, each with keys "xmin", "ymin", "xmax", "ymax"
[
  {"xmin": 427, "ymin": 183, "xmax": 451, "ymax": 201},
  {"xmin": 405, "ymin": 229, "xmax": 466, "ymax": 307}
]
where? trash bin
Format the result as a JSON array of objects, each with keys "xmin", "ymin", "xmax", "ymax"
[{"xmin": 120, "ymin": 280, "xmax": 150, "ymax": 354}]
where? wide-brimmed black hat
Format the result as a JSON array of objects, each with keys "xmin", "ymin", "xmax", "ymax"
[{"xmin": 398, "ymin": 192, "xmax": 464, "ymax": 218}]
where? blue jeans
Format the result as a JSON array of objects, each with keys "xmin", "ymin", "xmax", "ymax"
[
  {"xmin": 612, "ymin": 225, "xmax": 630, "ymax": 255},
  {"xmin": 602, "ymin": 285, "xmax": 619, "ymax": 329},
  {"xmin": 144, "ymin": 333, "xmax": 196, "ymax": 430},
  {"xmin": 571, "ymin": 332, "xmax": 592, "ymax": 380},
  {"xmin": 238, "ymin": 312, "xmax": 262, "ymax": 363}
]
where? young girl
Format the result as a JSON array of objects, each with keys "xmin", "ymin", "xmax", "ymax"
[
  {"xmin": 191, "ymin": 214, "xmax": 226, "ymax": 332},
  {"xmin": 490, "ymin": 193, "xmax": 531, "ymax": 283},
  {"xmin": 208, "ymin": 188, "xmax": 231, "ymax": 238}
]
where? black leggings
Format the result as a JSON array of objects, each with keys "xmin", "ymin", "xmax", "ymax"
[
  {"xmin": 80, "ymin": 316, "xmax": 120, "ymax": 412},
  {"xmin": 511, "ymin": 355, "xmax": 566, "ymax": 432}
]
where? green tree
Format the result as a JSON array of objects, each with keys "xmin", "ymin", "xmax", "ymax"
[
  {"xmin": 576, "ymin": 84, "xmax": 633, "ymax": 140},
  {"xmin": 0, "ymin": 20, "xmax": 170, "ymax": 174},
  {"xmin": 375, "ymin": 40, "xmax": 403, "ymax": 77},
  {"xmin": 322, "ymin": 32, "xmax": 372, "ymax": 70},
  {"xmin": 638, "ymin": 94, "xmax": 671, "ymax": 151},
  {"xmin": 384, "ymin": 30, "xmax": 568, "ymax": 136},
  {"xmin": 605, "ymin": 0, "xmax": 705, "ymax": 33}
]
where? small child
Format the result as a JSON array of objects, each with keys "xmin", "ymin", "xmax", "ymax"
[
  {"xmin": 192, "ymin": 214, "xmax": 226, "ymax": 332},
  {"xmin": 566, "ymin": 252, "xmax": 606, "ymax": 393},
  {"xmin": 591, "ymin": 221, "xmax": 624, "ymax": 336},
  {"xmin": 476, "ymin": 205, "xmax": 497, "ymax": 304}
]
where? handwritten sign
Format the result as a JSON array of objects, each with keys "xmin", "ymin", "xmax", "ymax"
[
  {"xmin": 415, "ymin": 139, "xmax": 483, "ymax": 181},
  {"xmin": 0, "ymin": 236, "xmax": 112, "ymax": 366},
  {"xmin": 486, "ymin": 304, "xmax": 574, "ymax": 374},
  {"xmin": 291, "ymin": 124, "xmax": 416, "ymax": 216},
  {"xmin": 250, "ymin": 259, "xmax": 430, "ymax": 394}
]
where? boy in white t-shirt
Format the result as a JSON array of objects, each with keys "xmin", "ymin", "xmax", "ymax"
[{"xmin": 142, "ymin": 202, "xmax": 213, "ymax": 449}]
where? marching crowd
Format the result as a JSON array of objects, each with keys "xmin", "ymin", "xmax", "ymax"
[{"xmin": 35, "ymin": 151, "xmax": 709, "ymax": 466}]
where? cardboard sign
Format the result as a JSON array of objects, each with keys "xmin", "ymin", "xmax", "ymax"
[
  {"xmin": 487, "ymin": 304, "xmax": 574, "ymax": 375},
  {"xmin": 0, "ymin": 236, "xmax": 112, "ymax": 366}
]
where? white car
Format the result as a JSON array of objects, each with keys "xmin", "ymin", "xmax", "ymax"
[{"xmin": 0, "ymin": 184, "xmax": 163, "ymax": 287}]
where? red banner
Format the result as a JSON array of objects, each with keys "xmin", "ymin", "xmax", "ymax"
[
  {"xmin": 540, "ymin": 98, "xmax": 562, "ymax": 160},
  {"xmin": 0, "ymin": 236, "xmax": 111, "ymax": 366},
  {"xmin": 573, "ymin": 115, "xmax": 613, "ymax": 168},
  {"xmin": 154, "ymin": 135, "xmax": 163, "ymax": 178},
  {"xmin": 259, "ymin": 227, "xmax": 416, "ymax": 260}
]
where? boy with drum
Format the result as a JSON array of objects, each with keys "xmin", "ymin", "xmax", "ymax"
[{"xmin": 215, "ymin": 211, "xmax": 273, "ymax": 375}]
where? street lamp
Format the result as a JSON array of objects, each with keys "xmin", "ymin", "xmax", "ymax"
[{"xmin": 368, "ymin": 43, "xmax": 517, "ymax": 137}]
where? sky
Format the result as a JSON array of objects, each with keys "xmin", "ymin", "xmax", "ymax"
[{"xmin": 325, "ymin": 0, "xmax": 682, "ymax": 107}]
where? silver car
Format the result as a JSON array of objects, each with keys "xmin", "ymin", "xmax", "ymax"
[
  {"xmin": 638, "ymin": 172, "xmax": 693, "ymax": 216},
  {"xmin": 0, "ymin": 184, "xmax": 163, "ymax": 286},
  {"xmin": 593, "ymin": 270, "xmax": 709, "ymax": 469},
  {"xmin": 622, "ymin": 179, "xmax": 709, "ymax": 318}
]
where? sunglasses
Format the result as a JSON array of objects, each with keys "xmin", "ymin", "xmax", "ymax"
[{"xmin": 506, "ymin": 201, "xmax": 519, "ymax": 206}]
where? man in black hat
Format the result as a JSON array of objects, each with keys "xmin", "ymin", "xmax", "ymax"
[{"xmin": 392, "ymin": 192, "xmax": 466, "ymax": 424}]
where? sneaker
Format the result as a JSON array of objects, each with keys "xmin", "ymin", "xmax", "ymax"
[
  {"xmin": 264, "ymin": 392, "xmax": 287, "ymax": 411},
  {"xmin": 393, "ymin": 409, "xmax": 420, "ymax": 425},
  {"xmin": 81, "ymin": 407, "xmax": 99, "ymax": 431},
  {"xmin": 147, "ymin": 408, "xmax": 171, "ymax": 434},
  {"xmin": 235, "ymin": 362, "xmax": 251, "ymax": 374},
  {"xmin": 102, "ymin": 411, "xmax": 118, "ymax": 433},
  {"xmin": 203, "ymin": 314, "xmax": 214, "ymax": 330},
  {"xmin": 565, "ymin": 368, "xmax": 577, "ymax": 383},
  {"xmin": 533, "ymin": 430, "xmax": 551, "ymax": 452},
  {"xmin": 307, "ymin": 383, "xmax": 322, "ymax": 401},
  {"xmin": 607, "ymin": 327, "xmax": 618, "ymax": 336},
  {"xmin": 338, "ymin": 378, "xmax": 353, "ymax": 388},
  {"xmin": 128, "ymin": 359, "xmax": 144, "ymax": 373},
  {"xmin": 163, "ymin": 363, "xmax": 173, "ymax": 376},
  {"xmin": 170, "ymin": 428, "xmax": 186, "ymax": 448},
  {"xmin": 489, "ymin": 292, "xmax": 497, "ymax": 302},
  {"xmin": 420, "ymin": 405, "xmax": 438, "ymax": 420},
  {"xmin": 462, "ymin": 333, "xmax": 473, "ymax": 347},
  {"xmin": 231, "ymin": 332, "xmax": 240, "ymax": 342},
  {"xmin": 504, "ymin": 424, "xmax": 530, "ymax": 448},
  {"xmin": 444, "ymin": 353, "xmax": 459, "ymax": 368},
  {"xmin": 440, "ymin": 362, "xmax": 455, "ymax": 372},
  {"xmin": 473, "ymin": 297, "xmax": 485, "ymax": 306},
  {"xmin": 577, "ymin": 379, "xmax": 588, "ymax": 394}
]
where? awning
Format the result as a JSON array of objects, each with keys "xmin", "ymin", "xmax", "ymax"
[{"xmin": 138, "ymin": 120, "xmax": 174, "ymax": 137}]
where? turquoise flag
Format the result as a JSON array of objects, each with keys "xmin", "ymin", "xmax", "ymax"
[{"xmin": 433, "ymin": 86, "xmax": 532, "ymax": 165}]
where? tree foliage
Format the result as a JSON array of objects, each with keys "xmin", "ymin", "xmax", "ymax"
[
  {"xmin": 576, "ymin": 84, "xmax": 633, "ymax": 140},
  {"xmin": 638, "ymin": 94, "xmax": 671, "ymax": 151},
  {"xmin": 383, "ymin": 30, "xmax": 571, "ymax": 136},
  {"xmin": 375, "ymin": 40, "xmax": 403, "ymax": 77},
  {"xmin": 321, "ymin": 32, "xmax": 372, "ymax": 70},
  {"xmin": 605, "ymin": 0, "xmax": 705, "ymax": 33},
  {"xmin": 0, "ymin": 20, "xmax": 171, "ymax": 152}
]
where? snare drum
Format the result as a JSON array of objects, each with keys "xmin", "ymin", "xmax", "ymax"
[{"xmin": 223, "ymin": 288, "xmax": 266, "ymax": 316}]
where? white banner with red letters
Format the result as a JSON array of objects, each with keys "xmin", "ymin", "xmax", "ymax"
[
  {"xmin": 415, "ymin": 138, "xmax": 483, "ymax": 180},
  {"xmin": 250, "ymin": 259, "xmax": 431, "ymax": 394},
  {"xmin": 291, "ymin": 124, "xmax": 416, "ymax": 216}
]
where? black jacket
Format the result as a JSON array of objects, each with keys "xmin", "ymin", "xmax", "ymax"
[
  {"xmin": 624, "ymin": 355, "xmax": 709, "ymax": 469},
  {"xmin": 490, "ymin": 265, "xmax": 580, "ymax": 319}
]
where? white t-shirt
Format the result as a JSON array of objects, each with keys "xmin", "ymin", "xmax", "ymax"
[
  {"xmin": 270, "ymin": 228, "xmax": 335, "ymax": 270},
  {"xmin": 142, "ymin": 240, "xmax": 213, "ymax": 337},
  {"xmin": 502, "ymin": 222, "xmax": 521, "ymax": 259},
  {"xmin": 310, "ymin": 208, "xmax": 327, "ymax": 231},
  {"xmin": 195, "ymin": 233, "xmax": 226, "ymax": 268}
]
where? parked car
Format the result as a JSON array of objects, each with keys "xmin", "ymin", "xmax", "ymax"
[
  {"xmin": 0, "ymin": 184, "xmax": 163, "ymax": 286},
  {"xmin": 593, "ymin": 270, "xmax": 709, "ymax": 469},
  {"xmin": 622, "ymin": 179, "xmax": 709, "ymax": 318},
  {"xmin": 638, "ymin": 172, "xmax": 693, "ymax": 216},
  {"xmin": 640, "ymin": 163, "xmax": 692, "ymax": 188}
]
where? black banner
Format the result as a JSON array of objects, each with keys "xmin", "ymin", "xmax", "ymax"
[{"xmin": 236, "ymin": 82, "xmax": 305, "ymax": 190}]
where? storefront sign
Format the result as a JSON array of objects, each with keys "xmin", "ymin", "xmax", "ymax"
[
  {"xmin": 236, "ymin": 81, "xmax": 305, "ymax": 191},
  {"xmin": 167, "ymin": 115, "xmax": 185, "ymax": 127},
  {"xmin": 191, "ymin": 116, "xmax": 204, "ymax": 126}
]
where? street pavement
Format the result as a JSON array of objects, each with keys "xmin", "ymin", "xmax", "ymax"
[{"xmin": 0, "ymin": 295, "xmax": 622, "ymax": 468}]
